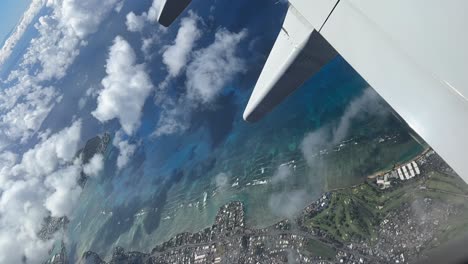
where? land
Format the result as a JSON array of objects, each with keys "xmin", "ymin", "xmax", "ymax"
[
  {"xmin": 43, "ymin": 133, "xmax": 111, "ymax": 264},
  {"xmin": 76, "ymin": 132, "xmax": 111, "ymax": 187},
  {"xmin": 57, "ymin": 149, "xmax": 468, "ymax": 264}
]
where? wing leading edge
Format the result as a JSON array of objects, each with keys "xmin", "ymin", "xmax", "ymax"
[{"xmin": 157, "ymin": 0, "xmax": 192, "ymax": 27}]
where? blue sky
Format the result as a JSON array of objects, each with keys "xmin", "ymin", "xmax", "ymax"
[{"xmin": 0, "ymin": 0, "xmax": 31, "ymax": 44}]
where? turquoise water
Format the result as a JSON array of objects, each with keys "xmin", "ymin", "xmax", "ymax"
[{"xmin": 66, "ymin": 56, "xmax": 424, "ymax": 261}]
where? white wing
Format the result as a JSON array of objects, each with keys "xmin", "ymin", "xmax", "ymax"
[{"xmin": 244, "ymin": 0, "xmax": 468, "ymax": 182}]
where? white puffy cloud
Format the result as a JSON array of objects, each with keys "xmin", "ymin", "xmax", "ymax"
[
  {"xmin": 112, "ymin": 130, "xmax": 137, "ymax": 170},
  {"xmin": 13, "ymin": 120, "xmax": 82, "ymax": 179},
  {"xmin": 55, "ymin": 0, "xmax": 121, "ymax": 38},
  {"xmin": 0, "ymin": 120, "xmax": 87, "ymax": 263},
  {"xmin": 0, "ymin": 152, "xmax": 18, "ymax": 190},
  {"xmin": 0, "ymin": 0, "xmax": 130, "ymax": 262},
  {"xmin": 83, "ymin": 153, "xmax": 104, "ymax": 177},
  {"xmin": 146, "ymin": 0, "xmax": 164, "ymax": 22},
  {"xmin": 0, "ymin": 178, "xmax": 53, "ymax": 263},
  {"xmin": 44, "ymin": 163, "xmax": 82, "ymax": 217},
  {"xmin": 0, "ymin": 0, "xmax": 45, "ymax": 67},
  {"xmin": 124, "ymin": 0, "xmax": 165, "ymax": 33},
  {"xmin": 92, "ymin": 36, "xmax": 154, "ymax": 135},
  {"xmin": 186, "ymin": 29, "xmax": 247, "ymax": 104},
  {"xmin": 0, "ymin": 85, "xmax": 61, "ymax": 143},
  {"xmin": 0, "ymin": 0, "xmax": 122, "ymax": 146},
  {"xmin": 162, "ymin": 13, "xmax": 201, "ymax": 77},
  {"xmin": 153, "ymin": 28, "xmax": 247, "ymax": 137},
  {"xmin": 126, "ymin": 12, "xmax": 146, "ymax": 32}
]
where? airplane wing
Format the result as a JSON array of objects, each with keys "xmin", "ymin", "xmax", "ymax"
[
  {"xmin": 157, "ymin": 0, "xmax": 468, "ymax": 182},
  {"xmin": 157, "ymin": 0, "xmax": 192, "ymax": 27},
  {"xmin": 243, "ymin": 0, "xmax": 468, "ymax": 182},
  {"xmin": 242, "ymin": 4, "xmax": 338, "ymax": 122}
]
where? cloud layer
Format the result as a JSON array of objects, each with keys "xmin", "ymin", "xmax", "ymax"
[
  {"xmin": 92, "ymin": 36, "xmax": 154, "ymax": 135},
  {"xmin": 0, "ymin": 1, "xmax": 124, "ymax": 262},
  {"xmin": 0, "ymin": 0, "xmax": 121, "ymax": 147},
  {"xmin": 0, "ymin": 0, "xmax": 45, "ymax": 67},
  {"xmin": 0, "ymin": 120, "xmax": 86, "ymax": 263}
]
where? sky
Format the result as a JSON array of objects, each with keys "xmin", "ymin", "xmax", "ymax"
[{"xmin": 0, "ymin": 0, "xmax": 31, "ymax": 44}]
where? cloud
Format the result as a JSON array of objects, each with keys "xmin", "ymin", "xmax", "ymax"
[
  {"xmin": 271, "ymin": 165, "xmax": 292, "ymax": 184},
  {"xmin": 153, "ymin": 28, "xmax": 247, "ymax": 137},
  {"xmin": 268, "ymin": 164, "xmax": 310, "ymax": 218},
  {"xmin": 83, "ymin": 153, "xmax": 104, "ymax": 177},
  {"xmin": 141, "ymin": 35, "xmax": 159, "ymax": 59},
  {"xmin": 0, "ymin": 85, "xmax": 61, "ymax": 144},
  {"xmin": 114, "ymin": 0, "xmax": 124, "ymax": 13},
  {"xmin": 0, "ymin": 0, "xmax": 122, "ymax": 146},
  {"xmin": 78, "ymin": 85, "xmax": 99, "ymax": 110},
  {"xmin": 113, "ymin": 130, "xmax": 137, "ymax": 170},
  {"xmin": 44, "ymin": 163, "xmax": 82, "ymax": 217},
  {"xmin": 186, "ymin": 28, "xmax": 247, "ymax": 104},
  {"xmin": 126, "ymin": 12, "xmax": 146, "ymax": 32},
  {"xmin": 22, "ymin": 0, "xmax": 122, "ymax": 81},
  {"xmin": 300, "ymin": 88, "xmax": 385, "ymax": 167},
  {"xmin": 12, "ymin": 120, "xmax": 82, "ymax": 179},
  {"xmin": 146, "ymin": 0, "xmax": 165, "ymax": 22},
  {"xmin": 57, "ymin": 0, "xmax": 121, "ymax": 38},
  {"xmin": 214, "ymin": 172, "xmax": 229, "ymax": 189},
  {"xmin": 162, "ymin": 13, "xmax": 201, "ymax": 77},
  {"xmin": 268, "ymin": 190, "xmax": 311, "ymax": 219},
  {"xmin": 0, "ymin": 178, "xmax": 54, "ymax": 263},
  {"xmin": 0, "ymin": 120, "xmax": 87, "ymax": 263},
  {"xmin": 331, "ymin": 88, "xmax": 383, "ymax": 145},
  {"xmin": 124, "ymin": 0, "xmax": 165, "ymax": 33},
  {"xmin": 92, "ymin": 36, "xmax": 154, "ymax": 135},
  {"xmin": 0, "ymin": 0, "xmax": 45, "ymax": 67},
  {"xmin": 300, "ymin": 127, "xmax": 331, "ymax": 168},
  {"xmin": 152, "ymin": 101, "xmax": 189, "ymax": 137},
  {"xmin": 0, "ymin": 1, "xmax": 131, "ymax": 262}
]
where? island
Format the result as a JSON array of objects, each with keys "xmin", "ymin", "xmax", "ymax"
[{"xmin": 44, "ymin": 149, "xmax": 467, "ymax": 264}]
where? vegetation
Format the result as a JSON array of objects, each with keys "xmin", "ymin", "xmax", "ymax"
[
  {"xmin": 301, "ymin": 169, "xmax": 468, "ymax": 244},
  {"xmin": 304, "ymin": 239, "xmax": 336, "ymax": 259}
]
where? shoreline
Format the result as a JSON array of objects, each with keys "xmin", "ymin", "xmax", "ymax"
[{"xmin": 367, "ymin": 147, "xmax": 431, "ymax": 180}]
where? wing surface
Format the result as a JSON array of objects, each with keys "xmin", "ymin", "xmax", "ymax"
[{"xmin": 244, "ymin": 0, "xmax": 468, "ymax": 181}]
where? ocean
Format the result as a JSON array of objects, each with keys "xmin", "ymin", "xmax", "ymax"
[{"xmin": 66, "ymin": 56, "xmax": 425, "ymax": 260}]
